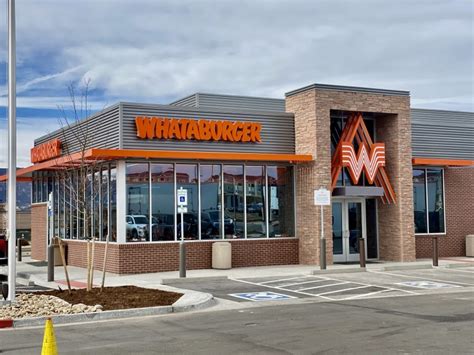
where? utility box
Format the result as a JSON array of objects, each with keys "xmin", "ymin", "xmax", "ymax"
[
  {"xmin": 212, "ymin": 242, "xmax": 232, "ymax": 269},
  {"xmin": 466, "ymin": 235, "xmax": 474, "ymax": 257}
]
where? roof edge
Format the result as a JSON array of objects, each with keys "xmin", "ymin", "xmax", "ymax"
[{"xmin": 285, "ymin": 83, "xmax": 410, "ymax": 97}]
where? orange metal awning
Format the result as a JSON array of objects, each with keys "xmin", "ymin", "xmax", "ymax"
[
  {"xmin": 0, "ymin": 148, "xmax": 313, "ymax": 181},
  {"xmin": 412, "ymin": 157, "xmax": 474, "ymax": 167}
]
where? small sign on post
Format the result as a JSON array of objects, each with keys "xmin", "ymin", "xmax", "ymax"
[
  {"xmin": 177, "ymin": 187, "xmax": 188, "ymax": 278},
  {"xmin": 314, "ymin": 188, "xmax": 331, "ymax": 270}
]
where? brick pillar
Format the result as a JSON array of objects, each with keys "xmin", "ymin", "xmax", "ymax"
[
  {"xmin": 31, "ymin": 203, "xmax": 48, "ymax": 261},
  {"xmin": 286, "ymin": 89, "xmax": 333, "ymax": 265},
  {"xmin": 377, "ymin": 112, "xmax": 416, "ymax": 261}
]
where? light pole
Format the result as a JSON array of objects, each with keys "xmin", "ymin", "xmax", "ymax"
[{"xmin": 7, "ymin": 0, "xmax": 17, "ymax": 302}]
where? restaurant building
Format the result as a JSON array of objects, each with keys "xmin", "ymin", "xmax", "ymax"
[{"xmin": 3, "ymin": 83, "xmax": 473, "ymax": 273}]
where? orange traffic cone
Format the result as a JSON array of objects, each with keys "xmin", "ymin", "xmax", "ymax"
[{"xmin": 41, "ymin": 317, "xmax": 58, "ymax": 355}]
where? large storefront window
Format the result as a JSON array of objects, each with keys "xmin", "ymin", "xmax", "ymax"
[
  {"xmin": 413, "ymin": 168, "xmax": 445, "ymax": 234},
  {"xmin": 267, "ymin": 166, "xmax": 294, "ymax": 237},
  {"xmin": 151, "ymin": 163, "xmax": 175, "ymax": 241},
  {"xmin": 200, "ymin": 165, "xmax": 222, "ymax": 240},
  {"xmin": 246, "ymin": 166, "xmax": 266, "ymax": 238},
  {"xmin": 224, "ymin": 165, "xmax": 245, "ymax": 239},
  {"xmin": 176, "ymin": 164, "xmax": 199, "ymax": 240},
  {"xmin": 126, "ymin": 163, "xmax": 150, "ymax": 241}
]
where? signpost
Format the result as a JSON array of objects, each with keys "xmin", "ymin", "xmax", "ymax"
[
  {"xmin": 314, "ymin": 188, "xmax": 331, "ymax": 270},
  {"xmin": 177, "ymin": 187, "xmax": 188, "ymax": 278}
]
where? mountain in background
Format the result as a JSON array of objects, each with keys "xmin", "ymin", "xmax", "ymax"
[{"xmin": 0, "ymin": 168, "xmax": 32, "ymax": 210}]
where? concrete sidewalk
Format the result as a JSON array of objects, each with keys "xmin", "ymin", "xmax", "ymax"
[{"xmin": 3, "ymin": 256, "xmax": 472, "ymax": 290}]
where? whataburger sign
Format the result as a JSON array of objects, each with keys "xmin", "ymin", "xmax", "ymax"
[
  {"xmin": 135, "ymin": 116, "xmax": 262, "ymax": 143},
  {"xmin": 331, "ymin": 112, "xmax": 396, "ymax": 204}
]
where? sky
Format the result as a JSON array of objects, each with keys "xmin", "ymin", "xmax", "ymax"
[{"xmin": 0, "ymin": 0, "xmax": 472, "ymax": 167}]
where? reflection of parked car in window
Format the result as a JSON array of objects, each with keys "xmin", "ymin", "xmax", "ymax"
[
  {"xmin": 205, "ymin": 210, "xmax": 235, "ymax": 236},
  {"xmin": 126, "ymin": 215, "xmax": 149, "ymax": 240},
  {"xmin": 0, "ymin": 234, "xmax": 7, "ymax": 265},
  {"xmin": 177, "ymin": 213, "xmax": 213, "ymax": 239},
  {"xmin": 151, "ymin": 214, "xmax": 174, "ymax": 241}
]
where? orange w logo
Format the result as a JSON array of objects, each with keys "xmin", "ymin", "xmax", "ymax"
[{"xmin": 340, "ymin": 143, "xmax": 386, "ymax": 184}]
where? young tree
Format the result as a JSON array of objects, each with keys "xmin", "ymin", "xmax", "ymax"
[{"xmin": 53, "ymin": 80, "xmax": 110, "ymax": 292}]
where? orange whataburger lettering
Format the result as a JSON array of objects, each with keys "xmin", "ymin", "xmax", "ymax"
[
  {"xmin": 136, "ymin": 116, "xmax": 262, "ymax": 143},
  {"xmin": 31, "ymin": 139, "xmax": 62, "ymax": 163}
]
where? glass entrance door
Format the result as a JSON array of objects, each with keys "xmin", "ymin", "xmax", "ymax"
[{"xmin": 332, "ymin": 199, "xmax": 366, "ymax": 262}]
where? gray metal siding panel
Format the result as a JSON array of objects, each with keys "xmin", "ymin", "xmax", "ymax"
[
  {"xmin": 169, "ymin": 94, "xmax": 198, "ymax": 108},
  {"xmin": 34, "ymin": 106, "xmax": 120, "ymax": 155},
  {"xmin": 171, "ymin": 93, "xmax": 285, "ymax": 112},
  {"xmin": 411, "ymin": 109, "xmax": 474, "ymax": 160},
  {"xmin": 121, "ymin": 103, "xmax": 295, "ymax": 154}
]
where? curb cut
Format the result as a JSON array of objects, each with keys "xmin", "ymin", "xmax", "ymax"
[
  {"xmin": 381, "ymin": 264, "xmax": 432, "ymax": 272},
  {"xmin": 311, "ymin": 268, "xmax": 366, "ymax": 275},
  {"xmin": 3, "ymin": 292, "xmax": 215, "ymax": 329}
]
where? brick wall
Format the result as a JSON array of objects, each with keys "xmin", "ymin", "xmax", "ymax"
[
  {"xmin": 286, "ymin": 87, "xmax": 415, "ymax": 264},
  {"xmin": 31, "ymin": 203, "xmax": 47, "ymax": 261},
  {"xmin": 64, "ymin": 238, "xmax": 299, "ymax": 274},
  {"xmin": 416, "ymin": 166, "xmax": 474, "ymax": 258}
]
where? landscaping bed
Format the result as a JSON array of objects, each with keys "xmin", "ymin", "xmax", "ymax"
[
  {"xmin": 36, "ymin": 286, "xmax": 183, "ymax": 311},
  {"xmin": 1, "ymin": 286, "xmax": 183, "ymax": 320}
]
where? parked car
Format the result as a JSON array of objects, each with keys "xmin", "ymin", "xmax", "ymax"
[
  {"xmin": 126, "ymin": 215, "xmax": 149, "ymax": 240},
  {"xmin": 0, "ymin": 234, "xmax": 7, "ymax": 266}
]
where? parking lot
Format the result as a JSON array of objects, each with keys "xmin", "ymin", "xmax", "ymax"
[{"xmin": 166, "ymin": 264, "xmax": 474, "ymax": 303}]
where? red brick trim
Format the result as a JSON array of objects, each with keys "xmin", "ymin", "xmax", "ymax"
[{"xmin": 64, "ymin": 238, "xmax": 299, "ymax": 274}]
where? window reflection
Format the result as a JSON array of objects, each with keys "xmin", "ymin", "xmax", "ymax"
[
  {"xmin": 413, "ymin": 169, "xmax": 427, "ymax": 233},
  {"xmin": 246, "ymin": 166, "xmax": 266, "ymax": 238},
  {"xmin": 267, "ymin": 166, "xmax": 294, "ymax": 237},
  {"xmin": 126, "ymin": 163, "xmax": 149, "ymax": 241},
  {"xmin": 176, "ymin": 164, "xmax": 199, "ymax": 240},
  {"xmin": 151, "ymin": 164, "xmax": 175, "ymax": 241},
  {"xmin": 427, "ymin": 169, "xmax": 445, "ymax": 233},
  {"xmin": 200, "ymin": 165, "xmax": 223, "ymax": 239},
  {"xmin": 224, "ymin": 165, "xmax": 244, "ymax": 238}
]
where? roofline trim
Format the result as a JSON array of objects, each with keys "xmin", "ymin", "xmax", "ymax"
[{"xmin": 285, "ymin": 83, "xmax": 410, "ymax": 97}]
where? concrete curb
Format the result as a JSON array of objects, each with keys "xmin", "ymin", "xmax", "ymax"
[
  {"xmin": 443, "ymin": 263, "xmax": 474, "ymax": 269},
  {"xmin": 381, "ymin": 264, "xmax": 432, "ymax": 272},
  {"xmin": 4, "ymin": 291, "xmax": 215, "ymax": 328},
  {"xmin": 161, "ymin": 276, "xmax": 228, "ymax": 285},
  {"xmin": 311, "ymin": 268, "xmax": 366, "ymax": 275}
]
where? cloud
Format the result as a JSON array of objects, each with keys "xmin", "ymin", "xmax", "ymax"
[{"xmin": 0, "ymin": 0, "xmax": 472, "ymax": 167}]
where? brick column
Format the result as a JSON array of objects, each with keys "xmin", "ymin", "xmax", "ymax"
[{"xmin": 286, "ymin": 90, "xmax": 332, "ymax": 265}]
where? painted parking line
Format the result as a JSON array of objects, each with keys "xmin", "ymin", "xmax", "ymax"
[{"xmin": 232, "ymin": 275, "xmax": 418, "ymax": 301}]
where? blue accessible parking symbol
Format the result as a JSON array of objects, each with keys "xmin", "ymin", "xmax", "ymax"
[{"xmin": 229, "ymin": 291, "xmax": 296, "ymax": 302}]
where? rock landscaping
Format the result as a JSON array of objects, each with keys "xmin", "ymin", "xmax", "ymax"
[{"xmin": 0, "ymin": 293, "xmax": 99, "ymax": 319}]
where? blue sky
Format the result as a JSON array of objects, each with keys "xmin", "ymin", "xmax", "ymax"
[{"xmin": 0, "ymin": 0, "xmax": 472, "ymax": 167}]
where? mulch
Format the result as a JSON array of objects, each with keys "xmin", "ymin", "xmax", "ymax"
[{"xmin": 35, "ymin": 286, "xmax": 183, "ymax": 311}]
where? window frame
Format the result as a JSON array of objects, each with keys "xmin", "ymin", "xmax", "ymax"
[{"xmin": 414, "ymin": 167, "xmax": 446, "ymax": 236}]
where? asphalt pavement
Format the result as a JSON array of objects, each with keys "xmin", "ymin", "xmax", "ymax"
[{"xmin": 0, "ymin": 290, "xmax": 472, "ymax": 354}]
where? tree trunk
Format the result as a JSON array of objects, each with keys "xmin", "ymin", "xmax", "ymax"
[
  {"xmin": 86, "ymin": 240, "xmax": 92, "ymax": 292},
  {"xmin": 100, "ymin": 234, "xmax": 109, "ymax": 292},
  {"xmin": 90, "ymin": 238, "xmax": 95, "ymax": 290},
  {"xmin": 58, "ymin": 238, "xmax": 71, "ymax": 294}
]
